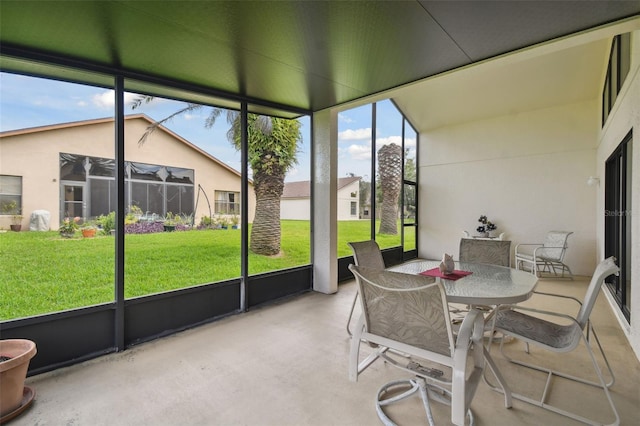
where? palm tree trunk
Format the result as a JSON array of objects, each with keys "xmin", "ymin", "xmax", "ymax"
[
  {"xmin": 378, "ymin": 143, "xmax": 402, "ymax": 235},
  {"xmin": 249, "ymin": 171, "xmax": 284, "ymax": 255}
]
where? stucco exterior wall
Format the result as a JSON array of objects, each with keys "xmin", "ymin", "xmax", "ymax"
[
  {"xmin": 597, "ymin": 30, "xmax": 640, "ymax": 360},
  {"xmin": 419, "ymin": 100, "xmax": 598, "ymax": 276},
  {"xmin": 336, "ymin": 180, "xmax": 359, "ymax": 221},
  {"xmin": 280, "ymin": 198, "xmax": 310, "ymax": 220},
  {"xmin": 0, "ymin": 117, "xmax": 255, "ymax": 230},
  {"xmin": 280, "ymin": 180, "xmax": 359, "ymax": 221}
]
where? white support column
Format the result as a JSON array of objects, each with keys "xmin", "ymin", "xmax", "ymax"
[{"xmin": 312, "ymin": 109, "xmax": 338, "ymax": 294}]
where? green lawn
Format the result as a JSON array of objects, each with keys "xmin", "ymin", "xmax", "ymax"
[{"xmin": 0, "ymin": 220, "xmax": 414, "ymax": 320}]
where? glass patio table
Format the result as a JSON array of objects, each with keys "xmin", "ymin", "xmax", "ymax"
[{"xmin": 388, "ymin": 259, "xmax": 538, "ymax": 306}]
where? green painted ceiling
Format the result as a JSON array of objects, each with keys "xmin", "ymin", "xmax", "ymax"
[{"xmin": 1, "ymin": 1, "xmax": 639, "ymax": 115}]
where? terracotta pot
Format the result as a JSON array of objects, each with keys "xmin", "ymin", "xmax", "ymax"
[
  {"xmin": 82, "ymin": 228, "xmax": 96, "ymax": 238},
  {"xmin": 9, "ymin": 224, "xmax": 21, "ymax": 232},
  {"xmin": 0, "ymin": 339, "xmax": 37, "ymax": 418}
]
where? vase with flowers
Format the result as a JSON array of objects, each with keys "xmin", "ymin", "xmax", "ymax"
[{"xmin": 476, "ymin": 215, "xmax": 497, "ymax": 238}]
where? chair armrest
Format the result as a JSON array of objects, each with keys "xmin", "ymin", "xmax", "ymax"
[
  {"xmin": 515, "ymin": 243, "xmax": 542, "ymax": 255},
  {"xmin": 532, "ymin": 290, "xmax": 582, "ymax": 307}
]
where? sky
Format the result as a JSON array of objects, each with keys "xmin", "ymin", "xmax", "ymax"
[{"xmin": 0, "ymin": 72, "xmax": 416, "ymax": 182}]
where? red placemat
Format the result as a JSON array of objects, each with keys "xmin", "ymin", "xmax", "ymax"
[{"xmin": 419, "ymin": 268, "xmax": 473, "ymax": 281}]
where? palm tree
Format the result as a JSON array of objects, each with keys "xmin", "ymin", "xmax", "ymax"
[
  {"xmin": 377, "ymin": 143, "xmax": 402, "ymax": 235},
  {"xmin": 227, "ymin": 113, "xmax": 301, "ymax": 255},
  {"xmin": 132, "ymin": 96, "xmax": 302, "ymax": 255}
]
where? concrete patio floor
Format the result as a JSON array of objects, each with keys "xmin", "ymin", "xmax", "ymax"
[{"xmin": 14, "ymin": 275, "xmax": 640, "ymax": 425}]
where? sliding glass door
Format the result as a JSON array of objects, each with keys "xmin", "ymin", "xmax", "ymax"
[{"xmin": 605, "ymin": 131, "xmax": 632, "ymax": 321}]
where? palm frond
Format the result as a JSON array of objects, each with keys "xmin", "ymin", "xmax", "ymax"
[
  {"xmin": 130, "ymin": 95, "xmax": 155, "ymax": 110},
  {"xmin": 137, "ymin": 103, "xmax": 203, "ymax": 146},
  {"xmin": 254, "ymin": 115, "xmax": 273, "ymax": 135},
  {"xmin": 204, "ymin": 108, "xmax": 222, "ymax": 129}
]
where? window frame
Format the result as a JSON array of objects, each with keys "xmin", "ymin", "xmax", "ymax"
[
  {"xmin": 602, "ymin": 33, "xmax": 632, "ymax": 127},
  {"xmin": 214, "ymin": 190, "xmax": 241, "ymax": 215},
  {"xmin": 0, "ymin": 175, "xmax": 23, "ymax": 215}
]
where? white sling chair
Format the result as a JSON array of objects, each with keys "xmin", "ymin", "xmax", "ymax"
[
  {"xmin": 489, "ymin": 256, "xmax": 620, "ymax": 425},
  {"xmin": 349, "ymin": 265, "xmax": 486, "ymax": 426},
  {"xmin": 515, "ymin": 231, "xmax": 573, "ymax": 279},
  {"xmin": 346, "ymin": 240, "xmax": 386, "ymax": 336}
]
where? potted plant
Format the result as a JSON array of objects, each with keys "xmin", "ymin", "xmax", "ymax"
[
  {"xmin": 59, "ymin": 217, "xmax": 79, "ymax": 238},
  {"xmin": 163, "ymin": 212, "xmax": 177, "ymax": 232},
  {"xmin": 230, "ymin": 215, "xmax": 239, "ymax": 230},
  {"xmin": 0, "ymin": 339, "xmax": 37, "ymax": 422},
  {"xmin": 81, "ymin": 221, "xmax": 97, "ymax": 238},
  {"xmin": 217, "ymin": 215, "xmax": 230, "ymax": 230},
  {"xmin": 1, "ymin": 201, "xmax": 23, "ymax": 232}
]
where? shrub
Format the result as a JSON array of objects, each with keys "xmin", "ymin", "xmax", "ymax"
[
  {"xmin": 97, "ymin": 211, "xmax": 116, "ymax": 235},
  {"xmin": 125, "ymin": 221, "xmax": 189, "ymax": 234}
]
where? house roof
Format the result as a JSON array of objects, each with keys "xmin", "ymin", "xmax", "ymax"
[
  {"xmin": 0, "ymin": 114, "xmax": 245, "ymax": 180},
  {"xmin": 1, "ymin": 2, "xmax": 638, "ymax": 117},
  {"xmin": 282, "ymin": 176, "xmax": 360, "ymax": 199}
]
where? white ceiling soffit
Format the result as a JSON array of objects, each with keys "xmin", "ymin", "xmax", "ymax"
[{"xmin": 390, "ymin": 16, "xmax": 640, "ymax": 133}]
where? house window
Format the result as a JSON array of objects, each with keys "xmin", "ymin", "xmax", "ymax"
[
  {"xmin": 602, "ymin": 33, "xmax": 631, "ymax": 126},
  {"xmin": 605, "ymin": 131, "xmax": 632, "ymax": 321},
  {"xmin": 60, "ymin": 153, "xmax": 194, "ymax": 219},
  {"xmin": 350, "ymin": 191, "xmax": 357, "ymax": 198},
  {"xmin": 215, "ymin": 191, "xmax": 240, "ymax": 215},
  {"xmin": 0, "ymin": 175, "xmax": 22, "ymax": 215},
  {"xmin": 350, "ymin": 201, "xmax": 357, "ymax": 216}
]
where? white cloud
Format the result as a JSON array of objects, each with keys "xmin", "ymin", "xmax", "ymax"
[
  {"xmin": 404, "ymin": 137, "xmax": 416, "ymax": 148},
  {"xmin": 184, "ymin": 113, "xmax": 204, "ymax": 121},
  {"xmin": 286, "ymin": 167, "xmax": 299, "ymax": 179},
  {"xmin": 338, "ymin": 114, "xmax": 354, "ymax": 124},
  {"xmin": 376, "ymin": 136, "xmax": 402, "ymax": 146},
  {"xmin": 91, "ymin": 90, "xmax": 138, "ymax": 109},
  {"xmin": 347, "ymin": 144, "xmax": 371, "ymax": 161},
  {"xmin": 339, "ymin": 127, "xmax": 371, "ymax": 141}
]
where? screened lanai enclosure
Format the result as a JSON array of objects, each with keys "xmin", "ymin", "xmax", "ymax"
[
  {"xmin": 1, "ymin": 71, "xmax": 419, "ymax": 373},
  {"xmin": 1, "ymin": 1, "xmax": 639, "ymax": 374}
]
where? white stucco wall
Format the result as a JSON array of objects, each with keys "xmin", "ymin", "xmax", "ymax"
[
  {"xmin": 419, "ymin": 100, "xmax": 598, "ymax": 276},
  {"xmin": 337, "ymin": 180, "xmax": 359, "ymax": 221},
  {"xmin": 280, "ymin": 181, "xmax": 358, "ymax": 221},
  {"xmin": 280, "ymin": 198, "xmax": 310, "ymax": 220},
  {"xmin": 597, "ymin": 30, "xmax": 640, "ymax": 360},
  {"xmin": 419, "ymin": 29, "xmax": 640, "ymax": 362}
]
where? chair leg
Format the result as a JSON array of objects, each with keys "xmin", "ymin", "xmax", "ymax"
[
  {"xmin": 489, "ymin": 332, "xmax": 620, "ymax": 425},
  {"xmin": 346, "ymin": 292, "xmax": 358, "ymax": 336},
  {"xmin": 376, "ymin": 379, "xmax": 436, "ymax": 426},
  {"xmin": 587, "ymin": 324, "xmax": 615, "ymax": 388},
  {"xmin": 375, "ymin": 377, "xmax": 474, "ymax": 426}
]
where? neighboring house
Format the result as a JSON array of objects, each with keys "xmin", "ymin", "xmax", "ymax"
[
  {"xmin": 281, "ymin": 176, "xmax": 360, "ymax": 221},
  {"xmin": 0, "ymin": 114, "xmax": 255, "ymax": 230}
]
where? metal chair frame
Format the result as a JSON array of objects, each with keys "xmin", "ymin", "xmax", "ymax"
[
  {"xmin": 486, "ymin": 257, "xmax": 620, "ymax": 425},
  {"xmin": 515, "ymin": 231, "xmax": 573, "ymax": 279},
  {"xmin": 349, "ymin": 265, "xmax": 489, "ymax": 426}
]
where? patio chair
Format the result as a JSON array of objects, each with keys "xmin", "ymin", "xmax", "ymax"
[
  {"xmin": 346, "ymin": 240, "xmax": 386, "ymax": 336},
  {"xmin": 489, "ymin": 256, "xmax": 620, "ymax": 425},
  {"xmin": 459, "ymin": 238, "xmax": 511, "ymax": 267},
  {"xmin": 348, "ymin": 265, "xmax": 486, "ymax": 426},
  {"xmin": 514, "ymin": 231, "xmax": 573, "ymax": 279},
  {"xmin": 453, "ymin": 238, "xmax": 512, "ymax": 321}
]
